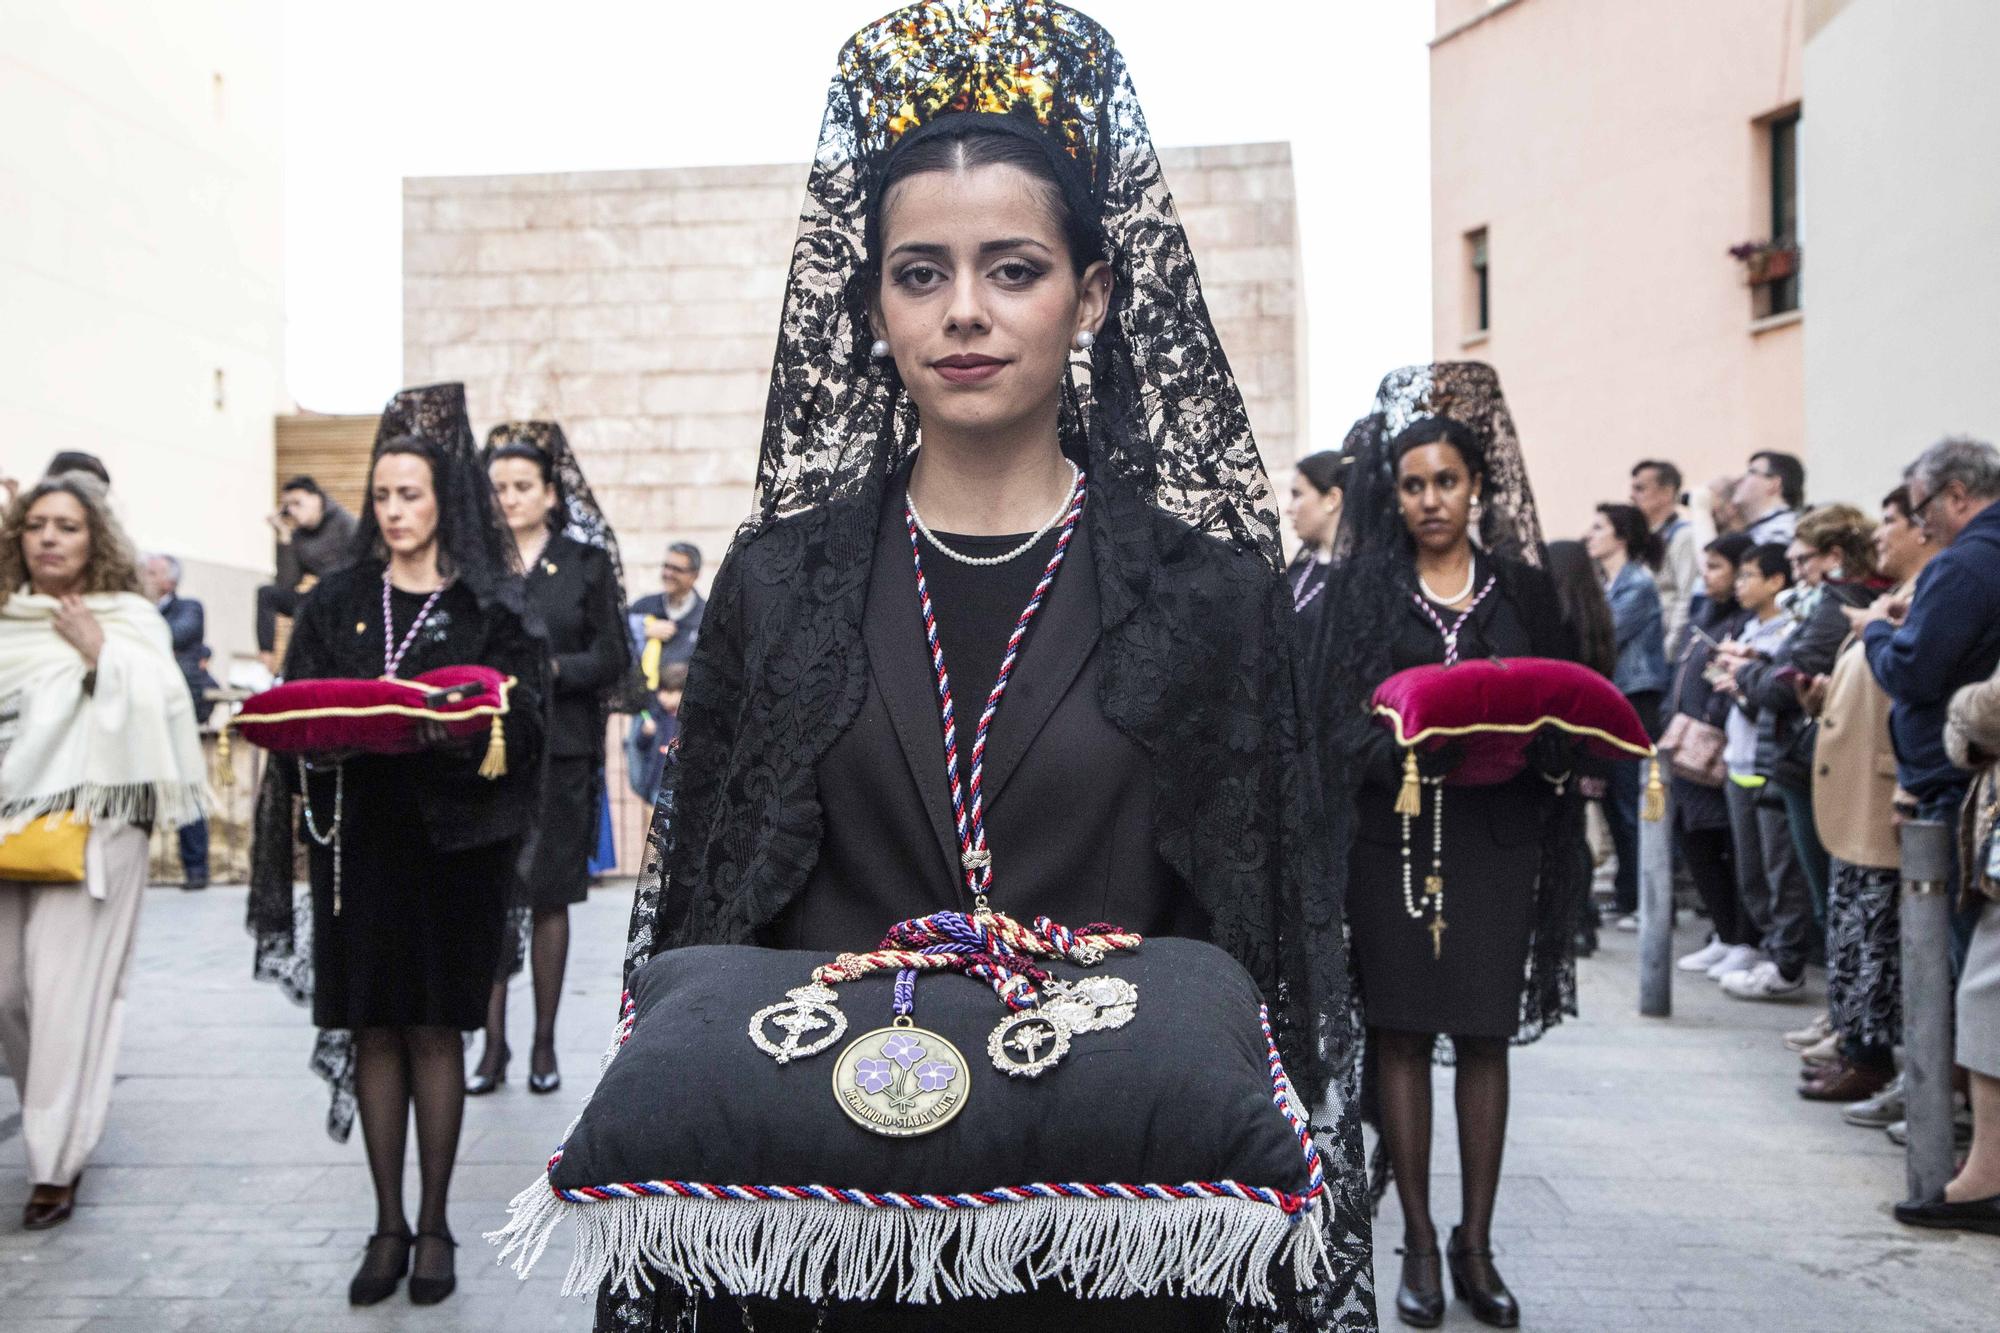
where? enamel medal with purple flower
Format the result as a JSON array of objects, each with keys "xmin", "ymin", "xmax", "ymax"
[{"xmin": 831, "ymin": 1020, "xmax": 969, "ymax": 1138}]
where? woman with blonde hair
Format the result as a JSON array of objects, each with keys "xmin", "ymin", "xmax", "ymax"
[{"xmin": 0, "ymin": 474, "xmax": 206, "ymax": 1228}]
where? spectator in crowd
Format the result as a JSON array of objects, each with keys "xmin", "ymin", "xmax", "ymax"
[
  {"xmin": 1739, "ymin": 505, "xmax": 1885, "ymax": 937},
  {"xmin": 1797, "ymin": 488, "xmax": 1937, "ymax": 1112},
  {"xmin": 254, "ymin": 476, "xmax": 357, "ymax": 673},
  {"xmin": 43, "ymin": 452, "xmax": 111, "ymax": 488},
  {"xmin": 628, "ymin": 540, "xmax": 705, "ymax": 676},
  {"xmin": 624, "ymin": 660, "xmax": 688, "ymax": 805},
  {"xmin": 1631, "ymin": 459, "xmax": 1698, "ymax": 647},
  {"xmin": 1713, "ymin": 543, "xmax": 1811, "ymax": 999},
  {"xmin": 1672, "ymin": 533, "xmax": 1756, "ymax": 979},
  {"xmin": 142, "ymin": 554, "xmax": 214, "ymax": 891},
  {"xmin": 1908, "ymin": 641, "xmax": 2000, "ymax": 1233},
  {"xmin": 1734, "ymin": 450, "xmax": 1805, "ymax": 546},
  {"xmin": 0, "ymin": 474, "xmax": 206, "ymax": 1230},
  {"xmin": 1584, "ymin": 503, "xmax": 1667, "ymax": 930},
  {"xmin": 1699, "ymin": 473, "xmax": 1746, "ymax": 545},
  {"xmin": 1857, "ymin": 437, "xmax": 2000, "ymax": 963},
  {"xmin": 1285, "ymin": 448, "xmax": 1352, "ymax": 627}
]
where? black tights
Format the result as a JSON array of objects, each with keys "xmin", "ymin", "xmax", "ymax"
[
  {"xmin": 477, "ymin": 906, "xmax": 570, "ymax": 1079},
  {"xmin": 354, "ymin": 1026, "xmax": 464, "ymax": 1276},
  {"xmin": 1374, "ymin": 1029, "xmax": 1510, "ymax": 1253}
]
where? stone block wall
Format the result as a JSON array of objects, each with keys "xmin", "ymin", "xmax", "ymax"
[{"xmin": 402, "ymin": 143, "xmax": 1306, "ymax": 585}]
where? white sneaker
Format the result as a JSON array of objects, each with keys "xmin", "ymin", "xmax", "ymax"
[
  {"xmin": 1613, "ymin": 914, "xmax": 1641, "ymax": 933},
  {"xmin": 1707, "ymin": 945, "xmax": 1765, "ymax": 981},
  {"xmin": 1720, "ymin": 960, "xmax": 1806, "ymax": 1000},
  {"xmin": 1678, "ymin": 939, "xmax": 1732, "ymax": 972}
]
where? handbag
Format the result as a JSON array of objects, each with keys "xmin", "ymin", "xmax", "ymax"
[
  {"xmin": 1658, "ymin": 711, "xmax": 1728, "ymax": 788},
  {"xmin": 0, "ymin": 812, "xmax": 89, "ymax": 884}
]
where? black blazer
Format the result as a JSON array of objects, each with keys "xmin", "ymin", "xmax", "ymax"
[
  {"xmin": 1352, "ymin": 554, "xmax": 1577, "ymax": 850},
  {"xmin": 524, "ymin": 534, "xmax": 628, "ymax": 759},
  {"xmin": 768, "ymin": 485, "xmax": 1201, "ymax": 952}
]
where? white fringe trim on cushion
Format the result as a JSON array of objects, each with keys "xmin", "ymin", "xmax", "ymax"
[{"xmin": 490, "ymin": 1180, "xmax": 1331, "ymax": 1308}]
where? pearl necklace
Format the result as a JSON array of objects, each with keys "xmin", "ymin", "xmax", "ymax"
[
  {"xmin": 1418, "ymin": 561, "xmax": 1476, "ymax": 606},
  {"xmin": 1399, "ymin": 776, "xmax": 1449, "ymax": 959},
  {"xmin": 907, "ymin": 461, "xmax": 1082, "ymax": 567}
]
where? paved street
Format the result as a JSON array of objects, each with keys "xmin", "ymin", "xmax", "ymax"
[{"xmin": 1, "ymin": 885, "xmax": 1991, "ymax": 1331}]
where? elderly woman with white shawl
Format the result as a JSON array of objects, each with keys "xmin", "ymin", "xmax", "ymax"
[{"xmin": 0, "ymin": 473, "xmax": 206, "ymax": 1229}]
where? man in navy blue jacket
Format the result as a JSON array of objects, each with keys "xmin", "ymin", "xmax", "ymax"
[
  {"xmin": 144, "ymin": 555, "xmax": 214, "ymax": 890},
  {"xmin": 1860, "ymin": 438, "xmax": 2000, "ymax": 821}
]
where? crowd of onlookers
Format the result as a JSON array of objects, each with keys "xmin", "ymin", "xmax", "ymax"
[{"xmin": 1564, "ymin": 440, "xmax": 2000, "ymax": 1235}]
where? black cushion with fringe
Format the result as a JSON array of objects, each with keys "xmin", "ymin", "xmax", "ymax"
[{"xmin": 498, "ymin": 937, "xmax": 1328, "ymax": 1307}]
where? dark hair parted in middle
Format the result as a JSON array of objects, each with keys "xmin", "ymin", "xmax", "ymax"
[
  {"xmin": 486, "ymin": 441, "xmax": 555, "ymax": 486},
  {"xmin": 1387, "ymin": 415, "xmax": 1486, "ymax": 480},
  {"xmin": 866, "ymin": 114, "xmax": 1108, "ymax": 280}
]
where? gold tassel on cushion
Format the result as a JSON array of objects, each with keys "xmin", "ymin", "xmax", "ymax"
[
  {"xmin": 1394, "ymin": 749, "xmax": 1423, "ymax": 817},
  {"xmin": 1641, "ymin": 756, "xmax": 1666, "ymax": 822},
  {"xmin": 478, "ymin": 714, "xmax": 508, "ymax": 779}
]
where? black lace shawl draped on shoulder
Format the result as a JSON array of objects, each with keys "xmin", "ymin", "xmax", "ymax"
[{"xmin": 1310, "ymin": 364, "xmax": 1584, "ymax": 1049}]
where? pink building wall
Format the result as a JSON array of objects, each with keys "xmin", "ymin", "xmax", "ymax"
[{"xmin": 1429, "ymin": 0, "xmax": 1804, "ymax": 538}]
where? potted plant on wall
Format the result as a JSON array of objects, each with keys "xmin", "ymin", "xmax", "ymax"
[{"xmin": 1729, "ymin": 239, "xmax": 1799, "ymax": 285}]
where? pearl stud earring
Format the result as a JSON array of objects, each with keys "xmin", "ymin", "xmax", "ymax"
[
  {"xmin": 870, "ymin": 339, "xmax": 891, "ymax": 358},
  {"xmin": 1074, "ymin": 330, "xmax": 1096, "ymax": 351}
]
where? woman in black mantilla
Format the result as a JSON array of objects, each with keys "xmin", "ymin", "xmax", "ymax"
[
  {"xmin": 602, "ymin": 4, "xmax": 1373, "ymax": 1331},
  {"xmin": 246, "ymin": 383, "xmax": 547, "ymax": 1308},
  {"xmin": 470, "ymin": 421, "xmax": 630, "ymax": 1097},
  {"xmin": 1311, "ymin": 365, "xmax": 1584, "ymax": 1331},
  {"xmin": 1284, "ymin": 423, "xmax": 1364, "ymax": 633}
]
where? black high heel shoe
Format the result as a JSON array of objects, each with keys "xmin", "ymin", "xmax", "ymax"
[
  {"xmin": 465, "ymin": 1044, "xmax": 509, "ymax": 1096},
  {"xmin": 348, "ymin": 1231, "xmax": 412, "ymax": 1306},
  {"xmin": 408, "ymin": 1231, "xmax": 457, "ymax": 1305},
  {"xmin": 1448, "ymin": 1226, "xmax": 1520, "ymax": 1328},
  {"xmin": 1394, "ymin": 1247, "xmax": 1444, "ymax": 1328},
  {"xmin": 528, "ymin": 1046, "xmax": 561, "ymax": 1095}
]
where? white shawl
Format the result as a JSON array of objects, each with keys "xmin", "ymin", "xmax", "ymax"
[{"xmin": 0, "ymin": 589, "xmax": 207, "ymax": 836}]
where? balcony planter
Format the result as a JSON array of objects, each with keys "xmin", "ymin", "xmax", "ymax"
[{"xmin": 1729, "ymin": 240, "xmax": 1799, "ymax": 286}]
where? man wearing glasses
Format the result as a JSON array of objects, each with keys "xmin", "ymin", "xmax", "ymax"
[
  {"xmin": 1732, "ymin": 451, "xmax": 1806, "ymax": 546},
  {"xmin": 1855, "ymin": 435, "xmax": 2000, "ymax": 1238},
  {"xmin": 629, "ymin": 541, "xmax": 706, "ymax": 672}
]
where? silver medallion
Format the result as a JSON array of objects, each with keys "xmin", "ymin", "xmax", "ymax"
[
  {"xmin": 749, "ymin": 983, "xmax": 847, "ymax": 1064},
  {"xmin": 988, "ymin": 1008, "xmax": 1072, "ymax": 1078},
  {"xmin": 1039, "ymin": 976, "xmax": 1138, "ymax": 1035}
]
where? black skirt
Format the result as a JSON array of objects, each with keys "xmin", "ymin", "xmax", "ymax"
[
  {"xmin": 1347, "ymin": 781, "xmax": 1541, "ymax": 1039},
  {"xmin": 519, "ymin": 754, "xmax": 597, "ymax": 910},
  {"xmin": 308, "ymin": 759, "xmax": 513, "ymax": 1031}
]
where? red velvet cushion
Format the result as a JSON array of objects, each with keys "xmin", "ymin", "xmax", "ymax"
[
  {"xmin": 1371, "ymin": 657, "xmax": 1653, "ymax": 785},
  {"xmin": 234, "ymin": 666, "xmax": 511, "ymax": 756}
]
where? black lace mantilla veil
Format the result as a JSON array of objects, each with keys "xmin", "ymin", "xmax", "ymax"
[
  {"xmin": 247, "ymin": 383, "xmax": 521, "ymax": 1141},
  {"xmin": 607, "ymin": 2, "xmax": 1373, "ymax": 1329},
  {"xmin": 485, "ymin": 420, "xmax": 629, "ymax": 602},
  {"xmin": 1315, "ymin": 363, "xmax": 1582, "ymax": 1049}
]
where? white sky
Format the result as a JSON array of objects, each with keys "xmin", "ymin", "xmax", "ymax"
[{"xmin": 283, "ymin": 0, "xmax": 1434, "ymax": 442}]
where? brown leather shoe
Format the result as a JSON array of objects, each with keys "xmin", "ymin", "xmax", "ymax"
[
  {"xmin": 1800, "ymin": 1061, "xmax": 1893, "ymax": 1103},
  {"xmin": 22, "ymin": 1175, "xmax": 78, "ymax": 1231}
]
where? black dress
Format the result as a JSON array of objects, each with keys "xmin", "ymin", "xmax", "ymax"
[
  {"xmin": 283, "ymin": 564, "xmax": 547, "ymax": 1031},
  {"xmin": 520, "ymin": 534, "xmax": 628, "ymax": 909},
  {"xmin": 1345, "ymin": 556, "xmax": 1574, "ymax": 1038}
]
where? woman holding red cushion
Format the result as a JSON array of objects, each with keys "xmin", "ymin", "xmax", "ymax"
[
  {"xmin": 1313, "ymin": 364, "xmax": 1584, "ymax": 1330},
  {"xmin": 248, "ymin": 383, "xmax": 546, "ymax": 1308}
]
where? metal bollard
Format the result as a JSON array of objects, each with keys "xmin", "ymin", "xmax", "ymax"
[
  {"xmin": 1898, "ymin": 819, "xmax": 1957, "ymax": 1203},
  {"xmin": 1638, "ymin": 770, "xmax": 1673, "ymax": 1017}
]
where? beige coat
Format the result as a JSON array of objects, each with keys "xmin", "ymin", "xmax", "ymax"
[
  {"xmin": 1945, "ymin": 657, "xmax": 2000, "ymax": 902},
  {"xmin": 1813, "ymin": 629, "xmax": 1902, "ymax": 870}
]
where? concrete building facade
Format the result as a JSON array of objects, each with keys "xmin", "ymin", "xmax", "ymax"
[
  {"xmin": 400, "ymin": 144, "xmax": 1309, "ymax": 577},
  {"xmin": 1428, "ymin": 0, "xmax": 1805, "ymax": 535},
  {"xmin": 1, "ymin": 1, "xmax": 285, "ymax": 671},
  {"xmin": 1799, "ymin": 0, "xmax": 2000, "ymax": 498}
]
